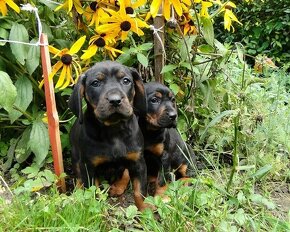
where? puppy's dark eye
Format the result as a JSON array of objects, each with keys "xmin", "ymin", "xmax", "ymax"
[
  {"xmin": 171, "ymin": 98, "xmax": 175, "ymax": 103},
  {"xmin": 122, "ymin": 77, "xmax": 132, "ymax": 85},
  {"xmin": 150, "ymin": 97, "xmax": 160, "ymax": 104},
  {"xmin": 91, "ymin": 80, "xmax": 101, "ymax": 87}
]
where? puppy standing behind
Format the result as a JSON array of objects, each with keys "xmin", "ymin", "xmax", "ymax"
[
  {"xmin": 139, "ymin": 82, "xmax": 195, "ymax": 196},
  {"xmin": 69, "ymin": 61, "xmax": 150, "ymax": 211}
]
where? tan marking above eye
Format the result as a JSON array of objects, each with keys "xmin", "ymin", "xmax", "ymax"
[
  {"xmin": 168, "ymin": 91, "xmax": 173, "ymax": 98},
  {"xmin": 96, "ymin": 73, "xmax": 105, "ymax": 80},
  {"xmin": 116, "ymin": 71, "xmax": 125, "ymax": 79},
  {"xmin": 146, "ymin": 143, "xmax": 164, "ymax": 156},
  {"xmin": 91, "ymin": 156, "xmax": 109, "ymax": 166},
  {"xmin": 155, "ymin": 91, "xmax": 162, "ymax": 98},
  {"xmin": 127, "ymin": 151, "xmax": 141, "ymax": 161}
]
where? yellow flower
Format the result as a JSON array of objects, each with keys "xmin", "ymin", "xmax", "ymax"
[
  {"xmin": 0, "ymin": 0, "xmax": 20, "ymax": 16},
  {"xmin": 121, "ymin": 0, "xmax": 147, "ymax": 14},
  {"xmin": 98, "ymin": 1, "xmax": 149, "ymax": 42},
  {"xmin": 81, "ymin": 31, "xmax": 123, "ymax": 60},
  {"xmin": 83, "ymin": 0, "xmax": 111, "ymax": 30},
  {"xmin": 55, "ymin": 0, "xmax": 84, "ymax": 14},
  {"xmin": 200, "ymin": 1, "xmax": 213, "ymax": 18},
  {"xmin": 222, "ymin": 2, "xmax": 242, "ymax": 31},
  {"xmin": 49, "ymin": 36, "xmax": 86, "ymax": 90},
  {"xmin": 179, "ymin": 13, "xmax": 198, "ymax": 35},
  {"xmin": 150, "ymin": 0, "xmax": 191, "ymax": 21}
]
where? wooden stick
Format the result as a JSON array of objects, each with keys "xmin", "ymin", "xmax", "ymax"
[
  {"xmin": 40, "ymin": 33, "xmax": 66, "ymax": 192},
  {"xmin": 153, "ymin": 7, "xmax": 165, "ymax": 83}
]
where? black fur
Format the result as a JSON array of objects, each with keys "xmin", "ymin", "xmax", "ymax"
[
  {"xmin": 69, "ymin": 61, "xmax": 149, "ymax": 210},
  {"xmin": 139, "ymin": 82, "xmax": 195, "ymax": 195}
]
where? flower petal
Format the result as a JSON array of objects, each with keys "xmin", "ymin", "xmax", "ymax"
[
  {"xmin": 6, "ymin": 0, "xmax": 20, "ymax": 13},
  {"xmin": 69, "ymin": 35, "xmax": 86, "ymax": 54},
  {"xmin": 171, "ymin": 0, "xmax": 183, "ymax": 16},
  {"xmin": 60, "ymin": 66, "xmax": 71, "ymax": 89},
  {"xmin": 49, "ymin": 61, "xmax": 63, "ymax": 80},
  {"xmin": 150, "ymin": 0, "xmax": 162, "ymax": 17},
  {"xmin": 55, "ymin": 65, "xmax": 68, "ymax": 89},
  {"xmin": 81, "ymin": 45, "xmax": 98, "ymax": 60}
]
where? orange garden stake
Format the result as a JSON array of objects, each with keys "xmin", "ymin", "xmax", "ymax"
[{"xmin": 40, "ymin": 33, "xmax": 66, "ymax": 192}]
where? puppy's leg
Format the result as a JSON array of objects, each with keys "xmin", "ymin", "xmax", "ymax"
[
  {"xmin": 128, "ymin": 157, "xmax": 153, "ymax": 211},
  {"xmin": 155, "ymin": 152, "xmax": 171, "ymax": 196},
  {"xmin": 109, "ymin": 168, "xmax": 130, "ymax": 196}
]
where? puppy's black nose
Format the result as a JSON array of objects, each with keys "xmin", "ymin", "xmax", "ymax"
[
  {"xmin": 168, "ymin": 111, "xmax": 177, "ymax": 121},
  {"xmin": 108, "ymin": 94, "xmax": 122, "ymax": 107}
]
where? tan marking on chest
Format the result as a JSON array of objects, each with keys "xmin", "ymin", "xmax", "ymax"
[
  {"xmin": 146, "ymin": 143, "xmax": 164, "ymax": 156},
  {"xmin": 91, "ymin": 156, "xmax": 109, "ymax": 166},
  {"xmin": 127, "ymin": 151, "xmax": 141, "ymax": 161}
]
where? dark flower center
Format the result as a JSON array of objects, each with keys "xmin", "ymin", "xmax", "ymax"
[
  {"xmin": 61, "ymin": 54, "xmax": 72, "ymax": 65},
  {"xmin": 225, "ymin": 5, "xmax": 233, "ymax": 10},
  {"xmin": 125, "ymin": 7, "xmax": 134, "ymax": 14},
  {"xmin": 95, "ymin": 37, "xmax": 106, "ymax": 47},
  {"xmin": 90, "ymin": 2, "xmax": 98, "ymax": 11},
  {"xmin": 189, "ymin": 20, "xmax": 195, "ymax": 26},
  {"xmin": 120, "ymin": 21, "xmax": 131, "ymax": 31}
]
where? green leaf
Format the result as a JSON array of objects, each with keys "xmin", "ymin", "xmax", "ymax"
[
  {"xmin": 161, "ymin": 64, "xmax": 178, "ymax": 74},
  {"xmin": 125, "ymin": 205, "xmax": 138, "ymax": 218},
  {"xmin": 138, "ymin": 42, "xmax": 153, "ymax": 51},
  {"xmin": 15, "ymin": 127, "xmax": 32, "ymax": 163},
  {"xmin": 250, "ymin": 164, "xmax": 272, "ymax": 180},
  {"xmin": 26, "ymin": 39, "xmax": 40, "ymax": 75},
  {"xmin": 235, "ymin": 42, "xmax": 245, "ymax": 64},
  {"xmin": 180, "ymin": 36, "xmax": 196, "ymax": 61},
  {"xmin": 28, "ymin": 120, "xmax": 50, "ymax": 165},
  {"xmin": 200, "ymin": 110, "xmax": 237, "ymax": 142},
  {"xmin": 8, "ymin": 76, "xmax": 33, "ymax": 123},
  {"xmin": 201, "ymin": 17, "xmax": 214, "ymax": 47},
  {"xmin": 2, "ymin": 139, "xmax": 18, "ymax": 171},
  {"xmin": 9, "ymin": 23, "xmax": 29, "ymax": 65},
  {"xmin": 169, "ymin": 83, "xmax": 180, "ymax": 95},
  {"xmin": 0, "ymin": 71, "xmax": 17, "ymax": 113},
  {"xmin": 198, "ymin": 44, "xmax": 214, "ymax": 53},
  {"xmin": 137, "ymin": 53, "xmax": 148, "ymax": 67}
]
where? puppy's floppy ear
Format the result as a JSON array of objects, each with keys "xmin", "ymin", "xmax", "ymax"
[
  {"xmin": 130, "ymin": 68, "xmax": 147, "ymax": 116},
  {"xmin": 68, "ymin": 73, "xmax": 86, "ymax": 123}
]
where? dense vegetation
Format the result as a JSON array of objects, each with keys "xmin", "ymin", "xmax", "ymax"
[{"xmin": 0, "ymin": 0, "xmax": 289, "ymax": 231}]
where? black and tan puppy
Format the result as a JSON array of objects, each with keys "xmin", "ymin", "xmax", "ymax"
[
  {"xmin": 69, "ymin": 61, "xmax": 150, "ymax": 211},
  {"xmin": 139, "ymin": 82, "xmax": 194, "ymax": 196}
]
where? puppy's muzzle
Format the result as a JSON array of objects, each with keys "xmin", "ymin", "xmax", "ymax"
[{"xmin": 107, "ymin": 93, "xmax": 123, "ymax": 107}]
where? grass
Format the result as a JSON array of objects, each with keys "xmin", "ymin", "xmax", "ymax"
[{"xmin": 1, "ymin": 59, "xmax": 290, "ymax": 231}]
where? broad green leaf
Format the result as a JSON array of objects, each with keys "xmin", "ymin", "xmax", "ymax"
[
  {"xmin": 125, "ymin": 205, "xmax": 138, "ymax": 218},
  {"xmin": 201, "ymin": 17, "xmax": 214, "ymax": 47},
  {"xmin": 198, "ymin": 44, "xmax": 214, "ymax": 53},
  {"xmin": 9, "ymin": 23, "xmax": 29, "ymax": 65},
  {"xmin": 137, "ymin": 53, "xmax": 148, "ymax": 67},
  {"xmin": 161, "ymin": 64, "xmax": 178, "ymax": 74},
  {"xmin": 26, "ymin": 39, "xmax": 40, "ymax": 75},
  {"xmin": 180, "ymin": 36, "xmax": 196, "ymax": 61},
  {"xmin": 15, "ymin": 127, "xmax": 32, "ymax": 163},
  {"xmin": 169, "ymin": 83, "xmax": 180, "ymax": 95},
  {"xmin": 0, "ymin": 71, "xmax": 17, "ymax": 113},
  {"xmin": 138, "ymin": 43, "xmax": 153, "ymax": 51},
  {"xmin": 8, "ymin": 76, "xmax": 33, "ymax": 123},
  {"xmin": 28, "ymin": 120, "xmax": 50, "ymax": 165},
  {"xmin": 200, "ymin": 110, "xmax": 237, "ymax": 141}
]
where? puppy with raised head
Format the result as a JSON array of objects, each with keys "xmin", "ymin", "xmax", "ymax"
[
  {"xmin": 69, "ymin": 61, "xmax": 150, "ymax": 211},
  {"xmin": 139, "ymin": 82, "xmax": 194, "ymax": 196}
]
